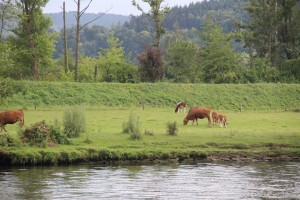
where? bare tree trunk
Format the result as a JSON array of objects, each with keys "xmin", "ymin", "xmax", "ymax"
[
  {"xmin": 74, "ymin": 0, "xmax": 80, "ymax": 81},
  {"xmin": 63, "ymin": 1, "xmax": 68, "ymax": 73}
]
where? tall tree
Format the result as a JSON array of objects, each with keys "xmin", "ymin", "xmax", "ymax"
[
  {"xmin": 132, "ymin": 0, "xmax": 169, "ymax": 48},
  {"xmin": 11, "ymin": 0, "xmax": 55, "ymax": 80},
  {"xmin": 0, "ymin": 0, "xmax": 15, "ymax": 42},
  {"xmin": 199, "ymin": 15, "xmax": 239, "ymax": 83}
]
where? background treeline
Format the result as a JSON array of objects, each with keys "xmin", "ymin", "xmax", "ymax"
[{"xmin": 0, "ymin": 0, "xmax": 300, "ymax": 83}]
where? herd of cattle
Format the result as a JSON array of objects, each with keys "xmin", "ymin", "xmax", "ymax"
[
  {"xmin": 0, "ymin": 102, "xmax": 227, "ymax": 132},
  {"xmin": 175, "ymin": 101, "xmax": 228, "ymax": 128}
]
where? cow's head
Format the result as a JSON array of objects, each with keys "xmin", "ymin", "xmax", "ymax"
[{"xmin": 183, "ymin": 118, "xmax": 188, "ymax": 125}]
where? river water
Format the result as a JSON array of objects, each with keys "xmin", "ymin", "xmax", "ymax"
[{"xmin": 0, "ymin": 161, "xmax": 299, "ymax": 200}]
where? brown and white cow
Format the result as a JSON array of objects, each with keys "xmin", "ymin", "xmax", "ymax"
[
  {"xmin": 175, "ymin": 101, "xmax": 187, "ymax": 113},
  {"xmin": 183, "ymin": 107, "xmax": 211, "ymax": 125},
  {"xmin": 218, "ymin": 114, "xmax": 227, "ymax": 128},
  {"xmin": 212, "ymin": 111, "xmax": 219, "ymax": 126},
  {"xmin": 0, "ymin": 109, "xmax": 24, "ymax": 132}
]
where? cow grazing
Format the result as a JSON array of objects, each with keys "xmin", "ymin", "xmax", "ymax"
[
  {"xmin": 175, "ymin": 101, "xmax": 187, "ymax": 113},
  {"xmin": 183, "ymin": 107, "xmax": 211, "ymax": 125},
  {"xmin": 218, "ymin": 114, "xmax": 227, "ymax": 128},
  {"xmin": 0, "ymin": 109, "xmax": 24, "ymax": 132},
  {"xmin": 212, "ymin": 111, "xmax": 219, "ymax": 126}
]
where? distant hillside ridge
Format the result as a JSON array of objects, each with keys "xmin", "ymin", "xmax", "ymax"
[{"xmin": 45, "ymin": 11, "xmax": 129, "ymax": 31}]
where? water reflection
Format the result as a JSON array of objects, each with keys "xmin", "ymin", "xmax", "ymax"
[{"xmin": 0, "ymin": 162, "xmax": 299, "ymax": 199}]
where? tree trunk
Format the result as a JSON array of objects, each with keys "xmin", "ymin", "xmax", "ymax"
[
  {"xmin": 75, "ymin": 0, "xmax": 80, "ymax": 81},
  {"xmin": 63, "ymin": 1, "xmax": 68, "ymax": 73}
]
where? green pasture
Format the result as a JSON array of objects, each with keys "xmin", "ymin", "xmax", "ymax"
[{"xmin": 1, "ymin": 107, "xmax": 299, "ymax": 165}]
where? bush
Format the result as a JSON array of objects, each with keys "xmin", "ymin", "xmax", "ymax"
[
  {"xmin": 122, "ymin": 112, "xmax": 142, "ymax": 140},
  {"xmin": 0, "ymin": 134, "xmax": 20, "ymax": 147},
  {"xmin": 19, "ymin": 120, "xmax": 70, "ymax": 147},
  {"xmin": 0, "ymin": 77, "xmax": 28, "ymax": 98},
  {"xmin": 63, "ymin": 106, "xmax": 86, "ymax": 138},
  {"xmin": 167, "ymin": 121, "xmax": 178, "ymax": 136}
]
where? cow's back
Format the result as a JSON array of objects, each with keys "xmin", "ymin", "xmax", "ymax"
[{"xmin": 0, "ymin": 109, "xmax": 24, "ymax": 125}]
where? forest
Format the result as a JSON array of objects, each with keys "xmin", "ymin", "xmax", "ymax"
[{"xmin": 0, "ymin": 0, "xmax": 300, "ymax": 83}]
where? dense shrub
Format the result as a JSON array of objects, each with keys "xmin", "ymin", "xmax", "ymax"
[
  {"xmin": 63, "ymin": 106, "xmax": 86, "ymax": 138},
  {"xmin": 0, "ymin": 134, "xmax": 20, "ymax": 147},
  {"xmin": 167, "ymin": 121, "xmax": 178, "ymax": 136},
  {"xmin": 122, "ymin": 112, "xmax": 142, "ymax": 140},
  {"xmin": 19, "ymin": 120, "xmax": 69, "ymax": 147},
  {"xmin": 0, "ymin": 78, "xmax": 28, "ymax": 98}
]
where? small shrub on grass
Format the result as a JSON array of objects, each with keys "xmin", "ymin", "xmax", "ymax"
[
  {"xmin": 144, "ymin": 129, "xmax": 154, "ymax": 136},
  {"xmin": 19, "ymin": 120, "xmax": 70, "ymax": 147},
  {"xmin": 63, "ymin": 106, "xmax": 86, "ymax": 138},
  {"xmin": 122, "ymin": 112, "xmax": 142, "ymax": 140},
  {"xmin": 167, "ymin": 121, "xmax": 178, "ymax": 136},
  {"xmin": 0, "ymin": 134, "xmax": 20, "ymax": 147}
]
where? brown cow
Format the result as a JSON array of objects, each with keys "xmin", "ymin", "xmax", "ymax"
[
  {"xmin": 218, "ymin": 114, "xmax": 227, "ymax": 128},
  {"xmin": 0, "ymin": 109, "xmax": 24, "ymax": 132},
  {"xmin": 183, "ymin": 107, "xmax": 211, "ymax": 125},
  {"xmin": 212, "ymin": 111, "xmax": 219, "ymax": 126},
  {"xmin": 175, "ymin": 101, "xmax": 187, "ymax": 113}
]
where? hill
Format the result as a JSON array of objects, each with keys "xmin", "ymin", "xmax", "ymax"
[
  {"xmin": 46, "ymin": 12, "xmax": 129, "ymax": 31},
  {"xmin": 1, "ymin": 82, "xmax": 299, "ymax": 111}
]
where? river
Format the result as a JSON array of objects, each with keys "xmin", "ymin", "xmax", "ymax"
[{"xmin": 0, "ymin": 161, "xmax": 299, "ymax": 199}]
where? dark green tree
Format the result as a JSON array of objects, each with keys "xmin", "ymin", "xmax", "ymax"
[{"xmin": 10, "ymin": 0, "xmax": 55, "ymax": 80}]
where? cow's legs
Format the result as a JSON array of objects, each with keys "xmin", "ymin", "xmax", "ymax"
[{"xmin": 0, "ymin": 125, "xmax": 7, "ymax": 132}]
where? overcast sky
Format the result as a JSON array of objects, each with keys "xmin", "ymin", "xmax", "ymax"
[{"xmin": 43, "ymin": 0, "xmax": 202, "ymax": 16}]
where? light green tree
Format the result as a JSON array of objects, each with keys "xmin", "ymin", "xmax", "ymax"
[
  {"xmin": 165, "ymin": 35, "xmax": 201, "ymax": 83},
  {"xmin": 98, "ymin": 33, "xmax": 138, "ymax": 83},
  {"xmin": 198, "ymin": 15, "xmax": 239, "ymax": 83}
]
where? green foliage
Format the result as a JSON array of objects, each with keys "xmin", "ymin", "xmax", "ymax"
[
  {"xmin": 63, "ymin": 106, "xmax": 86, "ymax": 138},
  {"xmin": 122, "ymin": 112, "xmax": 142, "ymax": 140},
  {"xmin": 0, "ymin": 134, "xmax": 20, "ymax": 147},
  {"xmin": 0, "ymin": 77, "xmax": 28, "ymax": 98},
  {"xmin": 98, "ymin": 33, "xmax": 139, "ymax": 83},
  {"xmin": 166, "ymin": 121, "xmax": 178, "ymax": 136},
  {"xmin": 10, "ymin": 0, "xmax": 56, "ymax": 79},
  {"xmin": 19, "ymin": 120, "xmax": 69, "ymax": 147},
  {"xmin": 165, "ymin": 36, "xmax": 201, "ymax": 83},
  {"xmin": 198, "ymin": 15, "xmax": 239, "ymax": 83}
]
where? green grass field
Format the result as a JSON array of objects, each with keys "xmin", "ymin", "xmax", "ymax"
[
  {"xmin": 1, "ymin": 107, "xmax": 299, "ymax": 165},
  {"xmin": 1, "ymin": 82, "xmax": 300, "ymax": 165}
]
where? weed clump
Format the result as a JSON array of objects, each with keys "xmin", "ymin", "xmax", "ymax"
[
  {"xmin": 19, "ymin": 120, "xmax": 69, "ymax": 147},
  {"xmin": 122, "ymin": 112, "xmax": 142, "ymax": 140},
  {"xmin": 167, "ymin": 121, "xmax": 178, "ymax": 136},
  {"xmin": 63, "ymin": 106, "xmax": 86, "ymax": 138},
  {"xmin": 0, "ymin": 134, "xmax": 20, "ymax": 147}
]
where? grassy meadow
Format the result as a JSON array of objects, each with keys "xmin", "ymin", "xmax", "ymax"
[{"xmin": 0, "ymin": 82, "xmax": 300, "ymax": 165}]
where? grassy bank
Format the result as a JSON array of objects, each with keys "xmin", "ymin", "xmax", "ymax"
[
  {"xmin": 1, "ymin": 82, "xmax": 300, "ymax": 111},
  {"xmin": 1, "ymin": 107, "xmax": 300, "ymax": 165}
]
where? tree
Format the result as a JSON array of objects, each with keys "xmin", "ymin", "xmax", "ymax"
[
  {"xmin": 164, "ymin": 34, "xmax": 201, "ymax": 83},
  {"xmin": 137, "ymin": 45, "xmax": 164, "ymax": 82},
  {"xmin": 73, "ymin": 0, "xmax": 110, "ymax": 81},
  {"xmin": 11, "ymin": 0, "xmax": 55, "ymax": 80},
  {"xmin": 199, "ymin": 15, "xmax": 239, "ymax": 83},
  {"xmin": 98, "ymin": 33, "xmax": 138, "ymax": 83},
  {"xmin": 132, "ymin": 0, "xmax": 169, "ymax": 48},
  {"xmin": 0, "ymin": 0, "xmax": 15, "ymax": 42}
]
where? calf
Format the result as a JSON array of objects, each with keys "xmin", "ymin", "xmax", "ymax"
[
  {"xmin": 175, "ymin": 101, "xmax": 187, "ymax": 113},
  {"xmin": 0, "ymin": 109, "xmax": 24, "ymax": 132},
  {"xmin": 212, "ymin": 111, "xmax": 219, "ymax": 126},
  {"xmin": 183, "ymin": 107, "xmax": 211, "ymax": 125},
  {"xmin": 218, "ymin": 114, "xmax": 227, "ymax": 128}
]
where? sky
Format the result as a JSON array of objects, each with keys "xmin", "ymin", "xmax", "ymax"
[{"xmin": 43, "ymin": 0, "xmax": 202, "ymax": 16}]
